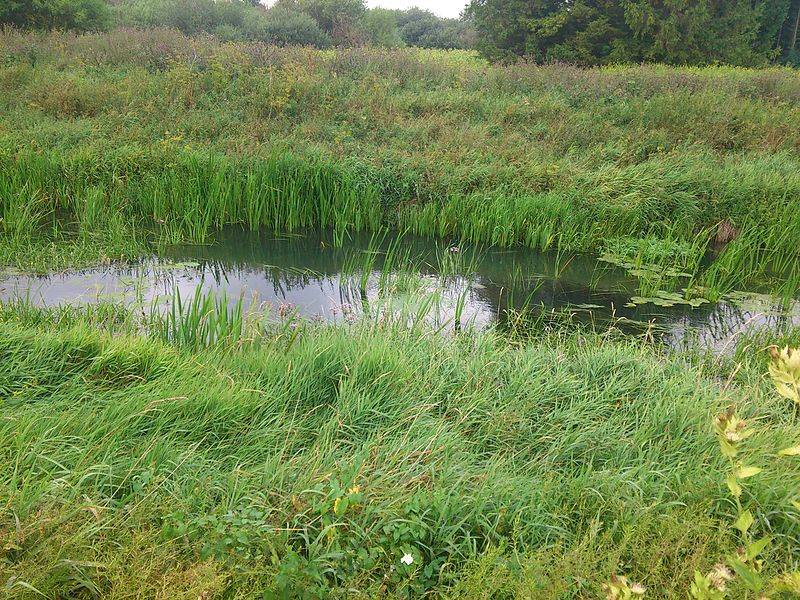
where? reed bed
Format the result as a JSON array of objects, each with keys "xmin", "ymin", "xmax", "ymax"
[{"xmin": 1, "ymin": 29, "xmax": 800, "ymax": 293}]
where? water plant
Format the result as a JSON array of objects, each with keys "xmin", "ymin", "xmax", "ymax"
[
  {"xmin": 150, "ymin": 286, "xmax": 248, "ymax": 350},
  {"xmin": 2, "ymin": 31, "xmax": 800, "ymax": 295}
]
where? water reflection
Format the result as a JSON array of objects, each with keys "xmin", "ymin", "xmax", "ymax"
[{"xmin": 1, "ymin": 229, "xmax": 798, "ymax": 351}]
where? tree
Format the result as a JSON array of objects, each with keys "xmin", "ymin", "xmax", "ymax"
[
  {"xmin": 465, "ymin": 0, "xmax": 782, "ymax": 66},
  {"xmin": 465, "ymin": 0, "xmax": 629, "ymax": 63},
  {"xmin": 261, "ymin": 3, "xmax": 330, "ymax": 46},
  {"xmin": 362, "ymin": 8, "xmax": 404, "ymax": 47},
  {"xmin": 622, "ymin": 0, "xmax": 767, "ymax": 66},
  {"xmin": 1, "ymin": 0, "xmax": 111, "ymax": 31},
  {"xmin": 395, "ymin": 7, "xmax": 472, "ymax": 49},
  {"xmin": 787, "ymin": 0, "xmax": 800, "ymax": 56},
  {"xmin": 297, "ymin": 0, "xmax": 364, "ymax": 35}
]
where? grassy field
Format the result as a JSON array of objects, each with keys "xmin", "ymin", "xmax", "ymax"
[
  {"xmin": 1, "ymin": 28, "xmax": 800, "ymax": 294},
  {"xmin": 2, "ymin": 27, "xmax": 800, "ymax": 598},
  {"xmin": 1, "ymin": 300, "xmax": 799, "ymax": 598}
]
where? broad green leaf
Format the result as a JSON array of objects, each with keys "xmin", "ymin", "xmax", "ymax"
[
  {"xmin": 733, "ymin": 509, "xmax": 754, "ymax": 534},
  {"xmin": 726, "ymin": 474, "xmax": 742, "ymax": 498},
  {"xmin": 746, "ymin": 536, "xmax": 771, "ymax": 560},
  {"xmin": 719, "ymin": 439, "xmax": 738, "ymax": 458},
  {"xmin": 729, "ymin": 558, "xmax": 764, "ymax": 592},
  {"xmin": 736, "ymin": 466, "xmax": 762, "ymax": 479}
]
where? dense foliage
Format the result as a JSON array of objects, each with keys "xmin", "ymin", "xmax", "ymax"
[
  {"xmin": 466, "ymin": 0, "xmax": 800, "ymax": 66},
  {"xmin": 0, "ymin": 0, "xmax": 111, "ymax": 32},
  {"xmin": 4, "ymin": 0, "xmax": 798, "ymax": 64},
  {"xmin": 1, "ymin": 26, "xmax": 800, "ymax": 599},
  {"xmin": 1, "ymin": 300, "xmax": 799, "ymax": 598},
  {"xmin": 1, "ymin": 30, "xmax": 799, "ymax": 295},
  {"xmin": 0, "ymin": 0, "xmax": 472, "ymax": 49}
]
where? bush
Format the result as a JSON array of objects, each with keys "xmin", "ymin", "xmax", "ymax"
[
  {"xmin": 1, "ymin": 0, "xmax": 111, "ymax": 32},
  {"xmin": 115, "ymin": 0, "xmax": 267, "ymax": 37},
  {"xmin": 260, "ymin": 6, "xmax": 331, "ymax": 47},
  {"xmin": 362, "ymin": 8, "xmax": 403, "ymax": 48}
]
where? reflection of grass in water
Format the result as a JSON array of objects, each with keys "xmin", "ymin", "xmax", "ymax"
[{"xmin": 435, "ymin": 244, "xmax": 482, "ymax": 280}]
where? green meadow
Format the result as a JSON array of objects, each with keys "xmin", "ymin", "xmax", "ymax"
[{"xmin": 2, "ymin": 28, "xmax": 800, "ymax": 599}]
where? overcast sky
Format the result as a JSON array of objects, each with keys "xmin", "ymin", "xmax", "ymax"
[{"xmin": 366, "ymin": 1, "xmax": 467, "ymax": 19}]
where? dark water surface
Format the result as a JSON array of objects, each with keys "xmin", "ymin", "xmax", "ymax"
[{"xmin": 2, "ymin": 230, "xmax": 798, "ymax": 351}]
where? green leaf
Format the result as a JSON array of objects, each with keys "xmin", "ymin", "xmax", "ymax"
[
  {"xmin": 792, "ymin": 500, "xmax": 800, "ymax": 512},
  {"xmin": 733, "ymin": 509, "xmax": 754, "ymax": 534},
  {"xmin": 778, "ymin": 446, "xmax": 800, "ymax": 457},
  {"xmin": 736, "ymin": 466, "xmax": 762, "ymax": 479},
  {"xmin": 726, "ymin": 474, "xmax": 742, "ymax": 498},
  {"xmin": 746, "ymin": 536, "xmax": 771, "ymax": 560},
  {"xmin": 729, "ymin": 558, "xmax": 764, "ymax": 592},
  {"xmin": 334, "ymin": 496, "xmax": 349, "ymax": 516},
  {"xmin": 719, "ymin": 439, "xmax": 738, "ymax": 458}
]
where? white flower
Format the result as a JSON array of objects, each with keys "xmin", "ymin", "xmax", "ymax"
[{"xmin": 400, "ymin": 553, "xmax": 414, "ymax": 566}]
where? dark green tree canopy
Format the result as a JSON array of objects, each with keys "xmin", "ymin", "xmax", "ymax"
[
  {"xmin": 1, "ymin": 0, "xmax": 111, "ymax": 31},
  {"xmin": 466, "ymin": 0, "xmax": 800, "ymax": 65}
]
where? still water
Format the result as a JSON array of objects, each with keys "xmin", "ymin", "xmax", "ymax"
[{"xmin": 2, "ymin": 230, "xmax": 798, "ymax": 351}]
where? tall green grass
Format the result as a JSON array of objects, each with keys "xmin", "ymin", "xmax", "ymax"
[
  {"xmin": 0, "ymin": 149, "xmax": 383, "ymax": 245},
  {"xmin": 1, "ymin": 302, "xmax": 799, "ymax": 597},
  {"xmin": 1, "ymin": 31, "xmax": 800, "ymax": 292}
]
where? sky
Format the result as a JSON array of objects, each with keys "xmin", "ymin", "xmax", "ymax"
[{"xmin": 366, "ymin": 1, "xmax": 467, "ymax": 19}]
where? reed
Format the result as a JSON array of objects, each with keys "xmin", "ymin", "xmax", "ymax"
[
  {"xmin": 2, "ymin": 31, "xmax": 800, "ymax": 293},
  {"xmin": 149, "ymin": 286, "xmax": 248, "ymax": 350}
]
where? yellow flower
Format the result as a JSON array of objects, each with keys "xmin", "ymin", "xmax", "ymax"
[{"xmin": 769, "ymin": 347, "xmax": 800, "ymax": 404}]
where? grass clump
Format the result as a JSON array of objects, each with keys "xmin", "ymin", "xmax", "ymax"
[{"xmin": 1, "ymin": 302, "xmax": 799, "ymax": 597}]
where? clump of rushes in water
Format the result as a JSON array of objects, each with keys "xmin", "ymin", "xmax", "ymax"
[{"xmin": 150, "ymin": 287, "xmax": 247, "ymax": 350}]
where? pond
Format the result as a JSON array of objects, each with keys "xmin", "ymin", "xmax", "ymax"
[{"xmin": 2, "ymin": 229, "xmax": 798, "ymax": 351}]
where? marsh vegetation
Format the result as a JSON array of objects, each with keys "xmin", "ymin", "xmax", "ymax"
[{"xmin": 1, "ymin": 27, "xmax": 800, "ymax": 599}]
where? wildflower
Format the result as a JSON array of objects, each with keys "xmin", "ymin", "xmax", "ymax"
[
  {"xmin": 603, "ymin": 574, "xmax": 645, "ymax": 599},
  {"xmin": 769, "ymin": 346, "xmax": 800, "ymax": 404},
  {"xmin": 714, "ymin": 407, "xmax": 753, "ymax": 457},
  {"xmin": 347, "ymin": 485, "xmax": 360, "ymax": 494},
  {"xmin": 278, "ymin": 302, "xmax": 294, "ymax": 318},
  {"xmin": 400, "ymin": 553, "xmax": 414, "ymax": 566},
  {"xmin": 707, "ymin": 564, "xmax": 733, "ymax": 592}
]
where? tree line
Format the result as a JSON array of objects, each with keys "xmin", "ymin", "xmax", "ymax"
[
  {"xmin": 465, "ymin": 0, "xmax": 800, "ymax": 66},
  {"xmin": 0, "ymin": 0, "xmax": 474, "ymax": 49},
  {"xmin": 2, "ymin": 0, "xmax": 798, "ymax": 65}
]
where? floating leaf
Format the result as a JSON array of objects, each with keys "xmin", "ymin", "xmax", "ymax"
[
  {"xmin": 687, "ymin": 298, "xmax": 709, "ymax": 308},
  {"xmin": 655, "ymin": 290, "xmax": 684, "ymax": 301}
]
